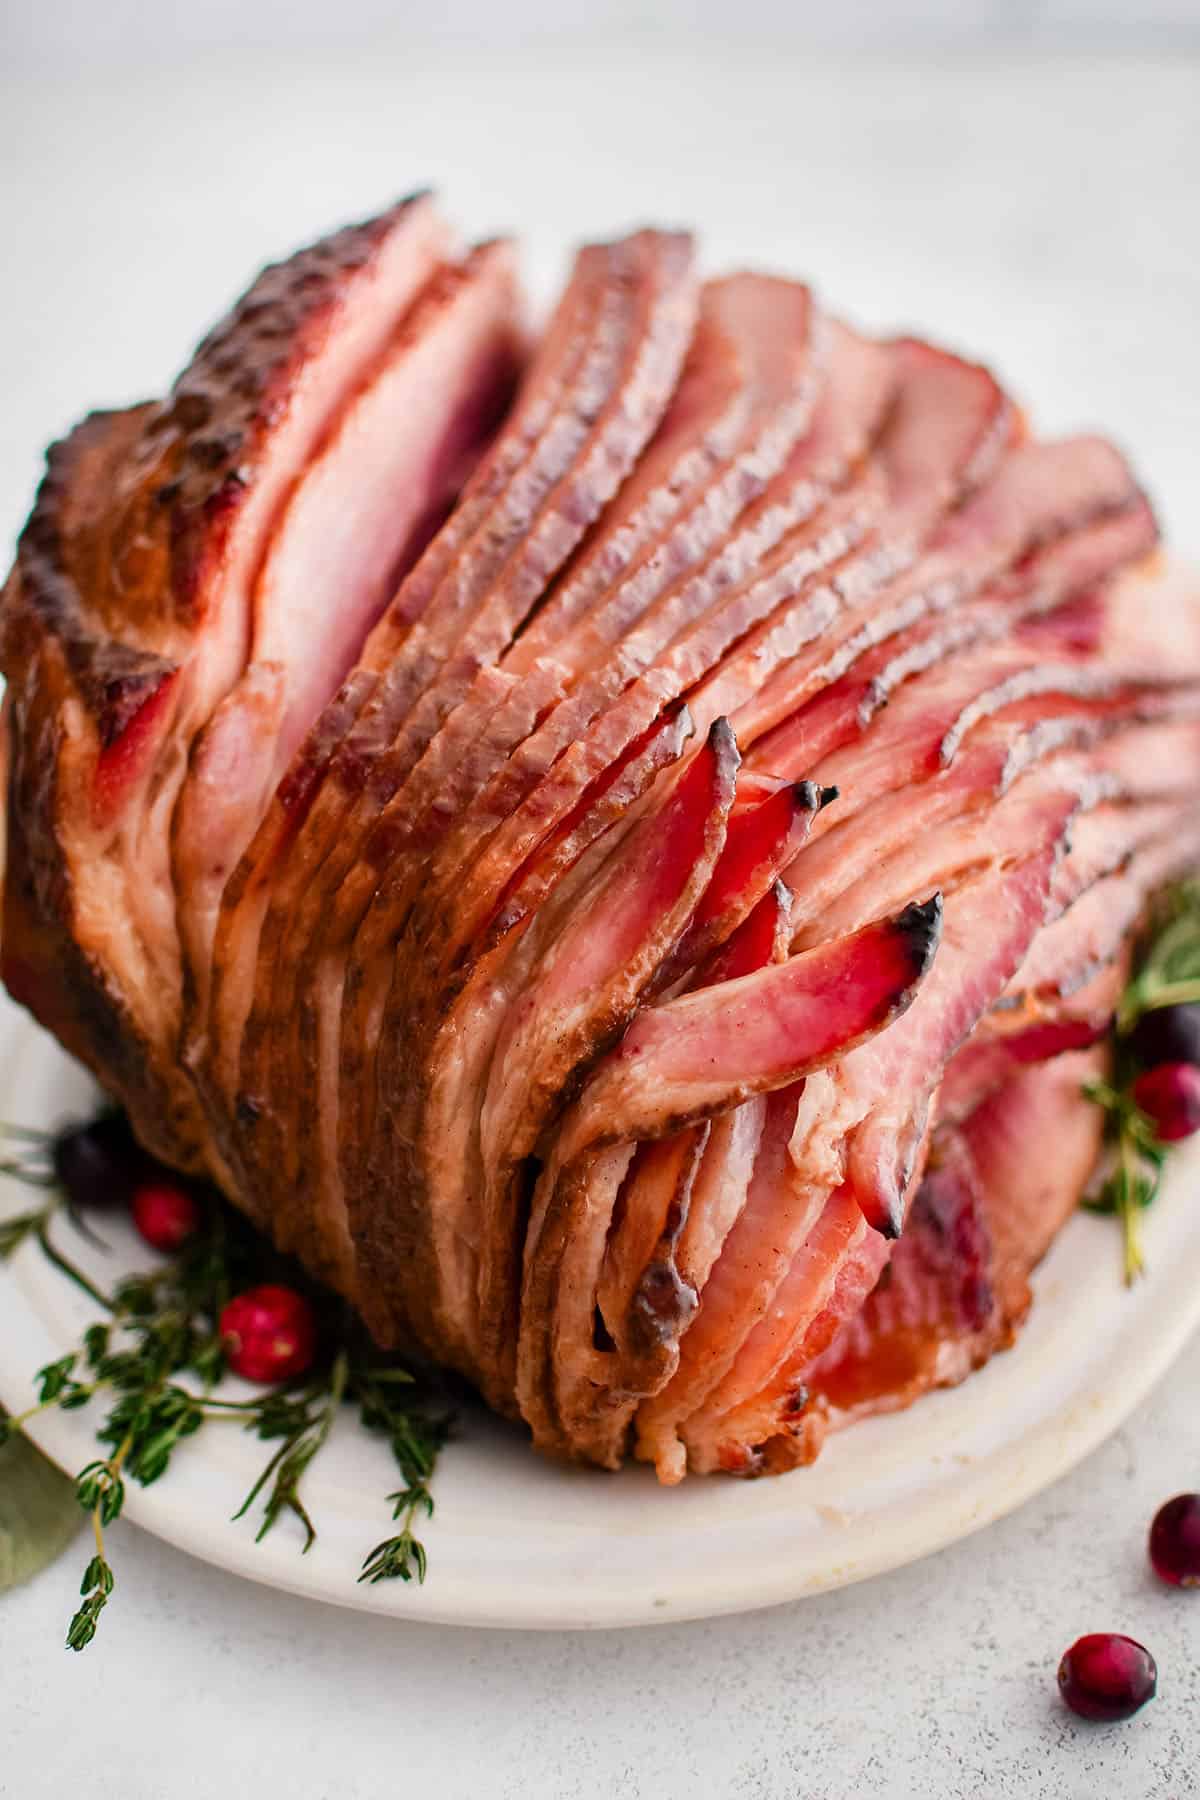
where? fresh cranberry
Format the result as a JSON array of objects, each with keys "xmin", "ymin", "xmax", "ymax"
[
  {"xmin": 53, "ymin": 1112, "xmax": 144, "ymax": 1210},
  {"xmin": 1130, "ymin": 1000, "xmax": 1200, "ymax": 1071},
  {"xmin": 1149, "ymin": 1493, "xmax": 1200, "ymax": 1588},
  {"xmin": 1057, "ymin": 1633, "xmax": 1157, "ymax": 1722},
  {"xmin": 1131, "ymin": 1061, "xmax": 1200, "ymax": 1141},
  {"xmin": 131, "ymin": 1179, "xmax": 201, "ymax": 1252},
  {"xmin": 219, "ymin": 1285, "xmax": 317, "ymax": 1383}
]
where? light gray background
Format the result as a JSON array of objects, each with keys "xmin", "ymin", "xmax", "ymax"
[{"xmin": 1, "ymin": 10, "xmax": 1198, "ymax": 1798}]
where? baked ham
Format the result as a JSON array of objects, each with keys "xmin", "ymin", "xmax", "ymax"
[{"xmin": 4, "ymin": 196, "xmax": 1199, "ymax": 1481}]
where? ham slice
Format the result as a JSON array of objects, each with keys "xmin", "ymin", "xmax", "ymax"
[
  {"xmin": 7, "ymin": 200, "xmax": 1200, "ymax": 1485},
  {"xmin": 804, "ymin": 1046, "xmax": 1108, "ymax": 1453}
]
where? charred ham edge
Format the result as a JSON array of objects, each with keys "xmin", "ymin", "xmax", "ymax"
[
  {"xmin": 332, "ymin": 234, "xmax": 700, "ymax": 1313},
  {"xmin": 545, "ymin": 896, "xmax": 942, "ymax": 1172},
  {"xmin": 1004, "ymin": 811, "xmax": 1200, "ymax": 1007},
  {"xmin": 651, "ymin": 779, "xmax": 831, "ymax": 991},
  {"xmin": 534, "ymin": 884, "xmax": 790, "ymax": 1463},
  {"xmin": 353, "ymin": 232, "xmax": 698, "ymax": 813},
  {"xmin": 3, "ymin": 196, "xmax": 450, "ymax": 1169},
  {"xmin": 211, "ymin": 231, "xmax": 693, "ymax": 1284},
  {"xmin": 0, "ymin": 408, "xmax": 202, "ymax": 1169},
  {"xmin": 410, "ymin": 276, "xmax": 827, "ymax": 843},
  {"xmin": 735, "ymin": 434, "xmax": 1153, "ymax": 757},
  {"xmin": 349, "ymin": 716, "xmax": 729, "ymax": 1378},
  {"xmin": 633, "ymin": 1086, "xmax": 832, "ymax": 1483},
  {"xmin": 779, "ymin": 593, "xmax": 1200, "ymax": 948},
  {"xmin": 747, "ymin": 470, "xmax": 1161, "ymax": 810},
  {"xmin": 937, "ymin": 959, "xmax": 1124, "ymax": 1129},
  {"xmin": 686, "ymin": 870, "xmax": 795, "ymax": 986},
  {"xmin": 204, "ymin": 225, "xmax": 628, "ymax": 1131},
  {"xmin": 662, "ymin": 813, "xmax": 1074, "ymax": 1480},
  {"xmin": 481, "ymin": 708, "xmax": 697, "ymax": 950},
  {"xmin": 676, "ymin": 785, "xmax": 1074, "ymax": 1466},
  {"xmin": 801, "ymin": 1046, "xmax": 1108, "ymax": 1461},
  {"xmin": 545, "ymin": 1124, "xmax": 711, "ymax": 1466},
  {"xmin": 444, "ymin": 341, "xmax": 1008, "ymax": 963},
  {"xmin": 506, "ymin": 279, "xmax": 833, "ymax": 678},
  {"xmin": 533, "ymin": 890, "xmax": 941, "ymax": 1463},
  {"xmin": 845, "ymin": 723, "xmax": 1200, "ymax": 1130},
  {"xmin": 793, "ymin": 712, "xmax": 1200, "ymax": 956},
  {"xmin": 462, "ymin": 718, "xmax": 739, "ymax": 1400},
  {"xmin": 175, "ymin": 243, "xmax": 524, "ymax": 1029},
  {"xmin": 420, "ymin": 310, "xmax": 859, "ymax": 955},
  {"xmin": 431, "ymin": 321, "xmax": 889, "ymax": 926},
  {"xmin": 285, "ymin": 230, "xmax": 695, "ymax": 1263},
  {"xmin": 745, "ymin": 485, "xmax": 1158, "ymax": 785},
  {"xmin": 683, "ymin": 341, "xmax": 1017, "ymax": 741}
]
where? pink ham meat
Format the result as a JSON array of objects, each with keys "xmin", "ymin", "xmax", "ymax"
[
  {"xmin": 201, "ymin": 229, "xmax": 696, "ymax": 1283},
  {"xmin": 520, "ymin": 883, "xmax": 935, "ymax": 1462},
  {"xmin": 2, "ymin": 195, "xmax": 453, "ymax": 1169},
  {"xmin": 443, "ymin": 341, "xmax": 1011, "ymax": 965},
  {"xmin": 174, "ymin": 244, "xmax": 524, "ymax": 1018},
  {"xmin": 803, "ymin": 1046, "xmax": 1108, "ymax": 1452},
  {"xmin": 6, "ymin": 199, "xmax": 1200, "ymax": 1483}
]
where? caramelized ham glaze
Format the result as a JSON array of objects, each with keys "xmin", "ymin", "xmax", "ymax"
[{"xmin": 4, "ymin": 196, "xmax": 1199, "ymax": 1481}]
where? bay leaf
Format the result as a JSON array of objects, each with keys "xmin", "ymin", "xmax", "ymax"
[{"xmin": 0, "ymin": 1419, "xmax": 83, "ymax": 1592}]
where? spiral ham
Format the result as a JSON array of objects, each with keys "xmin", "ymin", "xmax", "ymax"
[{"xmin": 4, "ymin": 195, "xmax": 1199, "ymax": 1480}]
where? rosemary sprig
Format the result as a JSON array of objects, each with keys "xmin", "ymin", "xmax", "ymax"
[{"xmin": 1, "ymin": 1135, "xmax": 454, "ymax": 1647}]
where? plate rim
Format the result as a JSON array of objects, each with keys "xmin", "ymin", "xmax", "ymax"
[{"xmin": 3, "ymin": 1007, "xmax": 1199, "ymax": 1631}]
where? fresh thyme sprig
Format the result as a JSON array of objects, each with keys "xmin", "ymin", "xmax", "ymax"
[
  {"xmin": 1083, "ymin": 880, "xmax": 1200, "ymax": 1282},
  {"xmin": 356, "ymin": 1364, "xmax": 451, "ymax": 1585},
  {"xmin": 1080, "ymin": 1078, "xmax": 1165, "ymax": 1283},
  {"xmin": 1, "ymin": 1132, "xmax": 455, "ymax": 1648}
]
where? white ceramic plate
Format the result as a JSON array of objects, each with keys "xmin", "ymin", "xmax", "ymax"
[{"xmin": 2, "ymin": 995, "xmax": 1199, "ymax": 1630}]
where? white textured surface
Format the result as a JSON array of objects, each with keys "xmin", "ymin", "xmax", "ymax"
[{"xmin": 2, "ymin": 43, "xmax": 1199, "ymax": 1800}]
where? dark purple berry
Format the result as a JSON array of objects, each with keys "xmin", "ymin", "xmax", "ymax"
[
  {"xmin": 52, "ymin": 1112, "xmax": 144, "ymax": 1210},
  {"xmin": 1129, "ymin": 1000, "xmax": 1200, "ymax": 1071},
  {"xmin": 1057, "ymin": 1634, "xmax": 1157, "ymax": 1722},
  {"xmin": 1131, "ymin": 1062, "xmax": 1200, "ymax": 1141},
  {"xmin": 1150, "ymin": 1493, "xmax": 1200, "ymax": 1588}
]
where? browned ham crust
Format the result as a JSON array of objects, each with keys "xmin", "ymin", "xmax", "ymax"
[{"xmin": 5, "ymin": 196, "xmax": 1199, "ymax": 1479}]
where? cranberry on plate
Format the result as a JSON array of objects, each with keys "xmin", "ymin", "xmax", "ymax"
[
  {"xmin": 131, "ymin": 1178, "xmax": 201, "ymax": 1252},
  {"xmin": 219, "ymin": 1284, "xmax": 317, "ymax": 1384},
  {"xmin": 1130, "ymin": 1061, "xmax": 1200, "ymax": 1142}
]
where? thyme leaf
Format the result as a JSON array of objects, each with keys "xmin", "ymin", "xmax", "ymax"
[{"xmin": 2, "ymin": 1134, "xmax": 454, "ymax": 1646}]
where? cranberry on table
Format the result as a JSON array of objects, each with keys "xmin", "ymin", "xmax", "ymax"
[
  {"xmin": 1057, "ymin": 1633, "xmax": 1157, "ymax": 1722},
  {"xmin": 1129, "ymin": 1000, "xmax": 1200, "ymax": 1071},
  {"xmin": 131, "ymin": 1179, "xmax": 201, "ymax": 1252},
  {"xmin": 1149, "ymin": 1493, "xmax": 1200, "ymax": 1588},
  {"xmin": 1131, "ymin": 1061, "xmax": 1200, "ymax": 1141},
  {"xmin": 53, "ymin": 1112, "xmax": 144, "ymax": 1210},
  {"xmin": 219, "ymin": 1285, "xmax": 317, "ymax": 1383}
]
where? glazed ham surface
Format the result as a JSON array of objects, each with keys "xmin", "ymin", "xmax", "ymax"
[{"xmin": 4, "ymin": 196, "xmax": 1199, "ymax": 1480}]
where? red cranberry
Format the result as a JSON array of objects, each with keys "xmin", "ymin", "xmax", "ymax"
[
  {"xmin": 1131, "ymin": 1061, "xmax": 1200, "ymax": 1141},
  {"xmin": 219, "ymin": 1285, "xmax": 317, "ymax": 1383},
  {"xmin": 1130, "ymin": 1000, "xmax": 1200, "ymax": 1071},
  {"xmin": 53, "ymin": 1112, "xmax": 144, "ymax": 1210},
  {"xmin": 131, "ymin": 1179, "xmax": 201, "ymax": 1252},
  {"xmin": 1150, "ymin": 1493, "xmax": 1200, "ymax": 1588},
  {"xmin": 1057, "ymin": 1633, "xmax": 1157, "ymax": 1722}
]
